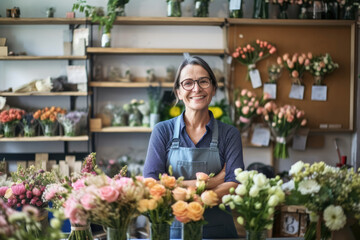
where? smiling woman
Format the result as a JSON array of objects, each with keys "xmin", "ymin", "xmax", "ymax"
[{"xmin": 143, "ymin": 56, "xmax": 244, "ymax": 239}]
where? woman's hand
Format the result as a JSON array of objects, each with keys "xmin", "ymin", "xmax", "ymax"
[{"xmin": 206, "ymin": 164, "xmax": 226, "ymax": 190}]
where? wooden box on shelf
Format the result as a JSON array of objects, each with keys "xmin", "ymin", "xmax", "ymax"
[
  {"xmin": 90, "ymin": 118, "xmax": 102, "ymax": 131},
  {"xmin": 0, "ymin": 46, "xmax": 8, "ymax": 56},
  {"xmin": 273, "ymin": 205, "xmax": 308, "ymax": 238}
]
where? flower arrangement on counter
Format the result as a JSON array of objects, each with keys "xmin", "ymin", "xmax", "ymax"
[
  {"xmin": 208, "ymin": 99, "xmax": 232, "ymax": 125},
  {"xmin": 232, "ymin": 39, "xmax": 276, "ymax": 81},
  {"xmin": 305, "ymin": 53, "xmax": 339, "ymax": 85},
  {"xmin": 285, "ymin": 161, "xmax": 360, "ymax": 239},
  {"xmin": 220, "ymin": 168, "xmax": 285, "ymax": 239},
  {"xmin": 282, "ymin": 52, "xmax": 311, "ymax": 85},
  {"xmin": 0, "ymin": 108, "xmax": 26, "ymax": 137},
  {"xmin": 261, "ymin": 101, "xmax": 307, "ymax": 159},
  {"xmin": 34, "ymin": 106, "xmax": 67, "ymax": 136},
  {"xmin": 57, "ymin": 111, "xmax": 87, "ymax": 136},
  {"xmin": 234, "ymin": 89, "xmax": 269, "ymax": 133}
]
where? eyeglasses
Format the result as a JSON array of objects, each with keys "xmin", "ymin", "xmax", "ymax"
[{"xmin": 180, "ymin": 77, "xmax": 212, "ymax": 91}]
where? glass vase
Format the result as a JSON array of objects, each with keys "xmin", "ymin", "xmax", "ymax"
[
  {"xmin": 167, "ymin": 0, "xmax": 182, "ymax": 17},
  {"xmin": 150, "ymin": 223, "xmax": 170, "ymax": 240},
  {"xmin": 107, "ymin": 226, "xmax": 128, "ymax": 240},
  {"xmin": 312, "ymin": 0, "xmax": 324, "ymax": 19},
  {"xmin": 68, "ymin": 223, "xmax": 93, "ymax": 240},
  {"xmin": 277, "ymin": 4, "xmax": 288, "ymax": 19},
  {"xmin": 182, "ymin": 222, "xmax": 202, "ymax": 240},
  {"xmin": 193, "ymin": 1, "xmax": 209, "ymax": 17},
  {"xmin": 229, "ymin": 0, "xmax": 243, "ymax": 18},
  {"xmin": 23, "ymin": 124, "xmax": 37, "ymax": 137},
  {"xmin": 298, "ymin": 5, "xmax": 309, "ymax": 19},
  {"xmin": 41, "ymin": 121, "xmax": 58, "ymax": 137},
  {"xmin": 343, "ymin": 3, "xmax": 355, "ymax": 20},
  {"xmin": 324, "ymin": 2, "xmax": 339, "ymax": 19},
  {"xmin": 246, "ymin": 229, "xmax": 267, "ymax": 240},
  {"xmin": 101, "ymin": 30, "xmax": 111, "ymax": 48},
  {"xmin": 3, "ymin": 122, "xmax": 17, "ymax": 137},
  {"xmin": 253, "ymin": 0, "xmax": 268, "ymax": 19},
  {"xmin": 63, "ymin": 124, "xmax": 76, "ymax": 136}
]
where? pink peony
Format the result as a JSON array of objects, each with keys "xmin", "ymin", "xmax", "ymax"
[
  {"xmin": 11, "ymin": 184, "xmax": 26, "ymax": 195},
  {"xmin": 99, "ymin": 186, "xmax": 119, "ymax": 203},
  {"xmin": 32, "ymin": 187, "xmax": 42, "ymax": 197},
  {"xmin": 80, "ymin": 193, "xmax": 96, "ymax": 210}
]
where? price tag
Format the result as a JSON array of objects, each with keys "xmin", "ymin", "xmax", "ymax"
[
  {"xmin": 292, "ymin": 128, "xmax": 309, "ymax": 151},
  {"xmin": 289, "ymin": 84, "xmax": 305, "ymax": 100},
  {"xmin": 229, "ymin": 0, "xmax": 241, "ymax": 10},
  {"xmin": 249, "ymin": 69, "xmax": 262, "ymax": 89},
  {"xmin": 263, "ymin": 83, "xmax": 277, "ymax": 99},
  {"xmin": 311, "ymin": 85, "xmax": 327, "ymax": 101},
  {"xmin": 251, "ymin": 125, "xmax": 270, "ymax": 146}
]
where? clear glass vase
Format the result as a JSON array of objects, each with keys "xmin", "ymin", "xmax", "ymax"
[
  {"xmin": 41, "ymin": 121, "xmax": 58, "ymax": 137},
  {"xmin": 101, "ymin": 31, "xmax": 111, "ymax": 48},
  {"xmin": 253, "ymin": 0, "xmax": 268, "ymax": 19},
  {"xmin": 68, "ymin": 223, "xmax": 93, "ymax": 240},
  {"xmin": 229, "ymin": 0, "xmax": 243, "ymax": 18},
  {"xmin": 3, "ymin": 122, "xmax": 17, "ymax": 137},
  {"xmin": 107, "ymin": 226, "xmax": 128, "ymax": 240},
  {"xmin": 167, "ymin": 0, "xmax": 182, "ymax": 17},
  {"xmin": 150, "ymin": 223, "xmax": 170, "ymax": 240},
  {"xmin": 182, "ymin": 222, "xmax": 202, "ymax": 240},
  {"xmin": 246, "ymin": 229, "xmax": 267, "ymax": 240},
  {"xmin": 23, "ymin": 124, "xmax": 37, "ymax": 137},
  {"xmin": 193, "ymin": 1, "xmax": 209, "ymax": 17}
]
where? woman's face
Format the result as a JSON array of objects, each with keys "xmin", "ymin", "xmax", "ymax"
[{"xmin": 176, "ymin": 64, "xmax": 216, "ymax": 112}]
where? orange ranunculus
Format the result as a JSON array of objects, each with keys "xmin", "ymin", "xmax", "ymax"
[
  {"xmin": 149, "ymin": 184, "xmax": 166, "ymax": 200},
  {"xmin": 161, "ymin": 174, "xmax": 176, "ymax": 188},
  {"xmin": 172, "ymin": 187, "xmax": 188, "ymax": 201},
  {"xmin": 186, "ymin": 202, "xmax": 204, "ymax": 221},
  {"xmin": 201, "ymin": 190, "xmax": 219, "ymax": 207}
]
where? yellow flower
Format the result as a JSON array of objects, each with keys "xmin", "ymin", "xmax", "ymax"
[
  {"xmin": 208, "ymin": 106, "xmax": 223, "ymax": 119},
  {"xmin": 169, "ymin": 106, "xmax": 181, "ymax": 118}
]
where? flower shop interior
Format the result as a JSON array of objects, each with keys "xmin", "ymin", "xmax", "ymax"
[{"xmin": 1, "ymin": 0, "xmax": 360, "ymax": 240}]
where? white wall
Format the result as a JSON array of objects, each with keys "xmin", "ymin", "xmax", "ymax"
[{"xmin": 0, "ymin": 0, "xmax": 357, "ymax": 174}]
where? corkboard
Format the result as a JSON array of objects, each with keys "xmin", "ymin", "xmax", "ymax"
[{"xmin": 228, "ymin": 21, "xmax": 355, "ymax": 131}]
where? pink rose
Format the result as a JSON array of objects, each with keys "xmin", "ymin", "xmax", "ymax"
[
  {"xmin": 36, "ymin": 201, "xmax": 43, "ymax": 207},
  {"xmin": 72, "ymin": 178, "xmax": 85, "ymax": 190},
  {"xmin": 80, "ymin": 193, "xmax": 96, "ymax": 210},
  {"xmin": 201, "ymin": 190, "xmax": 218, "ymax": 207},
  {"xmin": 291, "ymin": 70, "xmax": 299, "ymax": 78},
  {"xmin": 283, "ymin": 53, "xmax": 289, "ymax": 61},
  {"xmin": 277, "ymin": 56, "xmax": 282, "ymax": 65},
  {"xmin": 242, "ymin": 106, "xmax": 250, "ymax": 115},
  {"xmin": 258, "ymin": 51, "xmax": 263, "ymax": 57},
  {"xmin": 30, "ymin": 198, "xmax": 38, "ymax": 205},
  {"xmin": 21, "ymin": 199, "xmax": 26, "ymax": 205},
  {"xmin": 235, "ymin": 100, "xmax": 241, "ymax": 108},
  {"xmin": 0, "ymin": 186, "xmax": 8, "ymax": 197},
  {"xmin": 172, "ymin": 187, "xmax": 188, "ymax": 201},
  {"xmin": 32, "ymin": 187, "xmax": 42, "ymax": 197},
  {"xmin": 11, "ymin": 184, "xmax": 26, "ymax": 195},
  {"xmin": 269, "ymin": 47, "xmax": 276, "ymax": 54},
  {"xmin": 301, "ymin": 119, "xmax": 307, "ymax": 126},
  {"xmin": 99, "ymin": 186, "xmax": 119, "ymax": 203},
  {"xmin": 304, "ymin": 59, "xmax": 310, "ymax": 66},
  {"xmin": 307, "ymin": 52, "xmax": 313, "ymax": 59},
  {"xmin": 232, "ymin": 52, "xmax": 239, "ymax": 58},
  {"xmin": 19, "ymin": 194, "xmax": 25, "ymax": 200},
  {"xmin": 26, "ymin": 190, "xmax": 32, "ymax": 199},
  {"xmin": 298, "ymin": 56, "xmax": 304, "ymax": 65}
]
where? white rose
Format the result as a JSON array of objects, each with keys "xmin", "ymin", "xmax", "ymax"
[
  {"xmin": 235, "ymin": 184, "xmax": 247, "ymax": 196},
  {"xmin": 236, "ymin": 171, "xmax": 250, "ymax": 184},
  {"xmin": 289, "ymin": 161, "xmax": 305, "ymax": 176},
  {"xmin": 222, "ymin": 195, "xmax": 232, "ymax": 204},
  {"xmin": 237, "ymin": 216, "xmax": 244, "ymax": 225},
  {"xmin": 233, "ymin": 195, "xmax": 243, "ymax": 205},
  {"xmin": 268, "ymin": 195, "xmax": 279, "ymax": 207},
  {"xmin": 253, "ymin": 173, "xmax": 268, "ymax": 188},
  {"xmin": 249, "ymin": 185, "xmax": 260, "ymax": 197},
  {"xmin": 274, "ymin": 187, "xmax": 285, "ymax": 202}
]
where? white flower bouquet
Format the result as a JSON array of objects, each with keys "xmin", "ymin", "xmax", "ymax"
[{"xmin": 305, "ymin": 53, "xmax": 339, "ymax": 85}]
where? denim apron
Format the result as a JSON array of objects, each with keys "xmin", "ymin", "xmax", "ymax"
[{"xmin": 167, "ymin": 116, "xmax": 238, "ymax": 239}]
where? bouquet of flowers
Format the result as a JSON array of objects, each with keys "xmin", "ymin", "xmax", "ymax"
[
  {"xmin": 234, "ymin": 89, "xmax": 269, "ymax": 133},
  {"xmin": 282, "ymin": 52, "xmax": 311, "ymax": 85},
  {"xmin": 34, "ymin": 106, "xmax": 67, "ymax": 136},
  {"xmin": 0, "ymin": 199, "xmax": 66, "ymax": 240},
  {"xmin": 232, "ymin": 39, "xmax": 276, "ymax": 81},
  {"xmin": 0, "ymin": 108, "xmax": 26, "ymax": 137},
  {"xmin": 305, "ymin": 53, "xmax": 339, "ymax": 85},
  {"xmin": 138, "ymin": 172, "xmax": 182, "ymax": 240},
  {"xmin": 171, "ymin": 172, "xmax": 219, "ymax": 240},
  {"xmin": 208, "ymin": 99, "xmax": 233, "ymax": 125},
  {"xmin": 1, "ymin": 165, "xmax": 59, "ymax": 209},
  {"xmin": 220, "ymin": 168, "xmax": 285, "ymax": 240},
  {"xmin": 57, "ymin": 111, "xmax": 87, "ymax": 136},
  {"xmin": 267, "ymin": 57, "xmax": 284, "ymax": 83},
  {"xmin": 147, "ymin": 86, "xmax": 162, "ymax": 114},
  {"xmin": 123, "ymin": 99, "xmax": 145, "ymax": 127},
  {"xmin": 272, "ymin": 0, "xmax": 294, "ymax": 19},
  {"xmin": 261, "ymin": 101, "xmax": 307, "ymax": 159},
  {"xmin": 20, "ymin": 113, "xmax": 39, "ymax": 137},
  {"xmin": 285, "ymin": 161, "xmax": 360, "ymax": 239}
]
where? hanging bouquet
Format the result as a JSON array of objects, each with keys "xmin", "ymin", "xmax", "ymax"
[
  {"xmin": 305, "ymin": 53, "xmax": 339, "ymax": 85},
  {"xmin": 220, "ymin": 168, "xmax": 285, "ymax": 235},
  {"xmin": 285, "ymin": 161, "xmax": 360, "ymax": 239},
  {"xmin": 282, "ymin": 52, "xmax": 311, "ymax": 85},
  {"xmin": 34, "ymin": 106, "xmax": 67, "ymax": 136},
  {"xmin": 0, "ymin": 108, "xmax": 26, "ymax": 137},
  {"xmin": 232, "ymin": 39, "xmax": 277, "ymax": 81},
  {"xmin": 0, "ymin": 165, "xmax": 59, "ymax": 208},
  {"xmin": 138, "ymin": 172, "xmax": 183, "ymax": 240},
  {"xmin": 0, "ymin": 199, "xmax": 66, "ymax": 240},
  {"xmin": 267, "ymin": 57, "xmax": 284, "ymax": 83},
  {"xmin": 208, "ymin": 99, "xmax": 232, "ymax": 125},
  {"xmin": 171, "ymin": 172, "xmax": 219, "ymax": 240},
  {"xmin": 57, "ymin": 111, "xmax": 87, "ymax": 136},
  {"xmin": 262, "ymin": 101, "xmax": 307, "ymax": 159},
  {"xmin": 234, "ymin": 89, "xmax": 269, "ymax": 133}
]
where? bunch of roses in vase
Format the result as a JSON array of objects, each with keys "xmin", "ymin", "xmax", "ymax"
[
  {"xmin": 305, "ymin": 53, "xmax": 339, "ymax": 85},
  {"xmin": 171, "ymin": 172, "xmax": 219, "ymax": 240},
  {"xmin": 285, "ymin": 161, "xmax": 360, "ymax": 239},
  {"xmin": 34, "ymin": 106, "xmax": 67, "ymax": 136},
  {"xmin": 234, "ymin": 89, "xmax": 269, "ymax": 134},
  {"xmin": 232, "ymin": 39, "xmax": 276, "ymax": 82},
  {"xmin": 138, "ymin": 172, "xmax": 183, "ymax": 240},
  {"xmin": 21, "ymin": 112, "xmax": 39, "ymax": 137},
  {"xmin": 261, "ymin": 101, "xmax": 307, "ymax": 159},
  {"xmin": 220, "ymin": 168, "xmax": 285, "ymax": 240},
  {"xmin": 0, "ymin": 199, "xmax": 66, "ymax": 240},
  {"xmin": 57, "ymin": 111, "xmax": 88, "ymax": 136},
  {"xmin": 0, "ymin": 108, "xmax": 26, "ymax": 137},
  {"xmin": 282, "ymin": 52, "xmax": 311, "ymax": 85},
  {"xmin": 64, "ymin": 173, "xmax": 147, "ymax": 240}
]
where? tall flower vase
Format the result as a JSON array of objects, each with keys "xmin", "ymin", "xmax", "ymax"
[
  {"xmin": 107, "ymin": 226, "xmax": 128, "ymax": 240},
  {"xmin": 23, "ymin": 124, "xmax": 37, "ymax": 137},
  {"xmin": 194, "ymin": 1, "xmax": 209, "ymax": 17},
  {"xmin": 182, "ymin": 222, "xmax": 202, "ymax": 240},
  {"xmin": 41, "ymin": 121, "xmax": 58, "ymax": 136},
  {"xmin": 68, "ymin": 223, "xmax": 93, "ymax": 240},
  {"xmin": 150, "ymin": 113, "xmax": 160, "ymax": 129},
  {"xmin": 246, "ymin": 229, "xmax": 267, "ymax": 240},
  {"xmin": 167, "ymin": 0, "xmax": 182, "ymax": 17},
  {"xmin": 101, "ymin": 31, "xmax": 111, "ymax": 47},
  {"xmin": 150, "ymin": 223, "xmax": 170, "ymax": 240},
  {"xmin": 253, "ymin": 0, "xmax": 269, "ymax": 19},
  {"xmin": 3, "ymin": 122, "xmax": 17, "ymax": 137}
]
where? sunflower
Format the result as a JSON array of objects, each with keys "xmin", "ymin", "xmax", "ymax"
[{"xmin": 208, "ymin": 106, "xmax": 223, "ymax": 119}]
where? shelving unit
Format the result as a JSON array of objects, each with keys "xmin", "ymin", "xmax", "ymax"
[
  {"xmin": 0, "ymin": 136, "xmax": 89, "ymax": 142},
  {"xmin": 0, "ymin": 92, "xmax": 88, "ymax": 96}
]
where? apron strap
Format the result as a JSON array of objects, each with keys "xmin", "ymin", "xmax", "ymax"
[
  {"xmin": 210, "ymin": 120, "xmax": 218, "ymax": 150},
  {"xmin": 170, "ymin": 116, "xmax": 181, "ymax": 149}
]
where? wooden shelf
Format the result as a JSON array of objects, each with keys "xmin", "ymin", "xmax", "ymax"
[
  {"xmin": 0, "ymin": 56, "xmax": 87, "ymax": 60},
  {"xmin": 86, "ymin": 47, "xmax": 225, "ymax": 55},
  {"xmin": 0, "ymin": 91, "xmax": 88, "ymax": 96},
  {"xmin": 111, "ymin": 16, "xmax": 225, "ymax": 26},
  {"xmin": 89, "ymin": 81, "xmax": 224, "ymax": 88},
  {"xmin": 91, "ymin": 126, "xmax": 152, "ymax": 133},
  {"xmin": 227, "ymin": 18, "xmax": 356, "ymax": 26},
  {"xmin": 0, "ymin": 135, "xmax": 89, "ymax": 142},
  {"xmin": 0, "ymin": 18, "xmax": 87, "ymax": 25}
]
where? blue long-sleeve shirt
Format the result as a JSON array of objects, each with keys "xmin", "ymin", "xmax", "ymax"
[{"xmin": 143, "ymin": 111, "xmax": 244, "ymax": 182}]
